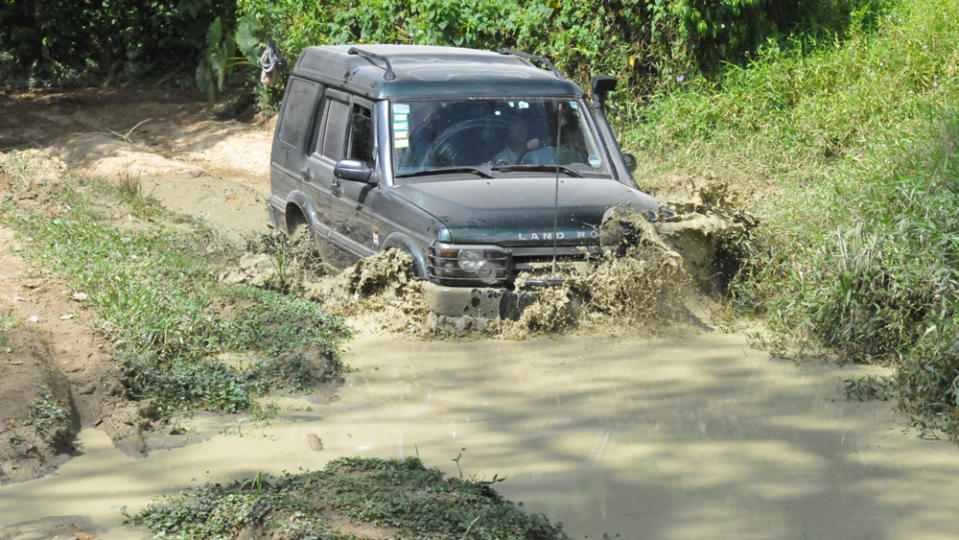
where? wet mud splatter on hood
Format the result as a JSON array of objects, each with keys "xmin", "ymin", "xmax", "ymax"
[{"xmin": 223, "ymin": 181, "xmax": 756, "ymax": 340}]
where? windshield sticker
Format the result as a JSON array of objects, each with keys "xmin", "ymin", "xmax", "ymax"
[
  {"xmin": 588, "ymin": 154, "xmax": 602, "ymax": 168},
  {"xmin": 394, "ymin": 138, "xmax": 409, "ymax": 149},
  {"xmin": 393, "ymin": 103, "xmax": 410, "ymax": 114},
  {"xmin": 393, "ymin": 120, "xmax": 409, "ymax": 132},
  {"xmin": 569, "ymin": 101, "xmax": 578, "ymax": 110}
]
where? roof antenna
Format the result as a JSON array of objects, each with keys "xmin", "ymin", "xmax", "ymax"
[{"xmin": 551, "ymin": 102, "xmax": 563, "ymax": 281}]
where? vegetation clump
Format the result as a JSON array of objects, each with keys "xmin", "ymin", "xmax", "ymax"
[{"xmin": 131, "ymin": 457, "xmax": 569, "ymax": 540}]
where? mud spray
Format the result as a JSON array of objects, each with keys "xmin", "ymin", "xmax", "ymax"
[{"xmin": 223, "ymin": 181, "xmax": 756, "ymax": 339}]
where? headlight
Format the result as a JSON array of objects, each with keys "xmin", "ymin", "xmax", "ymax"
[
  {"xmin": 458, "ymin": 249, "xmax": 484, "ymax": 271},
  {"xmin": 429, "ymin": 244, "xmax": 509, "ymax": 284}
]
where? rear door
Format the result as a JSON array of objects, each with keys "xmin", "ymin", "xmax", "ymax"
[
  {"xmin": 270, "ymin": 78, "xmax": 322, "ymax": 204},
  {"xmin": 303, "ymin": 88, "xmax": 352, "ymax": 242}
]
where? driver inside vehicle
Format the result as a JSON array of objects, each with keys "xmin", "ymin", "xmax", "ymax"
[{"xmin": 492, "ymin": 119, "xmax": 540, "ymax": 165}]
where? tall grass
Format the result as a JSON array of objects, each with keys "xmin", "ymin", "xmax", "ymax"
[{"xmin": 626, "ymin": 0, "xmax": 959, "ymax": 435}]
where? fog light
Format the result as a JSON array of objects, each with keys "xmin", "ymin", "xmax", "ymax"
[{"xmin": 475, "ymin": 261, "xmax": 499, "ymax": 283}]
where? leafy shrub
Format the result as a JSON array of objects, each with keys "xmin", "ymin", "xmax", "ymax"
[
  {"xmin": 0, "ymin": 0, "xmax": 236, "ymax": 85},
  {"xmin": 631, "ymin": 0, "xmax": 959, "ymax": 434},
  {"xmin": 236, "ymin": 0, "xmax": 884, "ymax": 109}
]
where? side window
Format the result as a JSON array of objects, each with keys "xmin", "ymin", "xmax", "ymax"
[
  {"xmin": 321, "ymin": 96, "xmax": 350, "ymax": 160},
  {"xmin": 278, "ymin": 79, "xmax": 320, "ymax": 148},
  {"xmin": 349, "ymin": 105, "xmax": 373, "ymax": 165}
]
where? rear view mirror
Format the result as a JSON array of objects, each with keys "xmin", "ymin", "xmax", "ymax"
[
  {"xmin": 622, "ymin": 153, "xmax": 637, "ymax": 173},
  {"xmin": 334, "ymin": 159, "xmax": 374, "ymax": 183}
]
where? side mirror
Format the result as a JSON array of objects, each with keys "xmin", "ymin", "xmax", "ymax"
[
  {"xmin": 622, "ymin": 153, "xmax": 637, "ymax": 173},
  {"xmin": 334, "ymin": 159, "xmax": 374, "ymax": 183}
]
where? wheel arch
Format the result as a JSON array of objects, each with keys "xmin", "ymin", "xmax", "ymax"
[{"xmin": 382, "ymin": 232, "xmax": 428, "ymax": 279}]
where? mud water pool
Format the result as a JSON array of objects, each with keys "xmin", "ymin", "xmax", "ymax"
[{"xmin": 4, "ymin": 326, "xmax": 959, "ymax": 539}]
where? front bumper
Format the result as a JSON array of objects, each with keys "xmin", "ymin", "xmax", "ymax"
[{"xmin": 423, "ymin": 282, "xmax": 538, "ymax": 320}]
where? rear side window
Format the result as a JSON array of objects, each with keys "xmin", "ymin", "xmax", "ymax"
[{"xmin": 278, "ymin": 79, "xmax": 320, "ymax": 147}]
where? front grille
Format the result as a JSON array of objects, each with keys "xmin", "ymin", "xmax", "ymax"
[{"xmin": 510, "ymin": 245, "xmax": 602, "ymax": 273}]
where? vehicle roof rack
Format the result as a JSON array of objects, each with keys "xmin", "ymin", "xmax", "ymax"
[
  {"xmin": 497, "ymin": 48, "xmax": 565, "ymax": 79},
  {"xmin": 348, "ymin": 47, "xmax": 396, "ymax": 80}
]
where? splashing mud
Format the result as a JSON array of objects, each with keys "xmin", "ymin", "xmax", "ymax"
[
  {"xmin": 657, "ymin": 180, "xmax": 759, "ymax": 294},
  {"xmin": 223, "ymin": 181, "xmax": 755, "ymax": 339}
]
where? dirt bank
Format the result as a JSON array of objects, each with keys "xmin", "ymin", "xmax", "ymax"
[{"xmin": 0, "ymin": 225, "xmax": 163, "ymax": 485}]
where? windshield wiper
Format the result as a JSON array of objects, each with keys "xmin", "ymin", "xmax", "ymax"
[
  {"xmin": 491, "ymin": 164, "xmax": 583, "ymax": 177},
  {"xmin": 396, "ymin": 166, "xmax": 494, "ymax": 179}
]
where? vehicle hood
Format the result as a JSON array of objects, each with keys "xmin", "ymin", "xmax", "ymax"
[{"xmin": 392, "ymin": 176, "xmax": 661, "ymax": 245}]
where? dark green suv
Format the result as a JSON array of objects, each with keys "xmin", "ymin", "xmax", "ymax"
[{"xmin": 268, "ymin": 44, "xmax": 662, "ymax": 287}]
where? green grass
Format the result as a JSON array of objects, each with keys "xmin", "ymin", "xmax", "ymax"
[
  {"xmin": 130, "ymin": 457, "xmax": 568, "ymax": 540},
  {"xmin": 0, "ymin": 152, "xmax": 349, "ymax": 415},
  {"xmin": 0, "ymin": 308, "xmax": 19, "ymax": 351},
  {"xmin": 624, "ymin": 0, "xmax": 959, "ymax": 436}
]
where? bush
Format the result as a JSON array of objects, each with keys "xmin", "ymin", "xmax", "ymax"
[
  {"xmin": 236, "ymin": 0, "xmax": 884, "ymax": 109},
  {"xmin": 0, "ymin": 0, "xmax": 236, "ymax": 86}
]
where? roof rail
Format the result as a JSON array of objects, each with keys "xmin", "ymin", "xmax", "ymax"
[
  {"xmin": 497, "ymin": 48, "xmax": 565, "ymax": 79},
  {"xmin": 348, "ymin": 47, "xmax": 396, "ymax": 80}
]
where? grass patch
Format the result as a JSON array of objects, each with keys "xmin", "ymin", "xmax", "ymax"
[
  {"xmin": 625, "ymin": 0, "xmax": 959, "ymax": 436},
  {"xmin": 0, "ymin": 151, "xmax": 350, "ymax": 415},
  {"xmin": 0, "ymin": 309, "xmax": 19, "ymax": 351},
  {"xmin": 129, "ymin": 457, "xmax": 568, "ymax": 540}
]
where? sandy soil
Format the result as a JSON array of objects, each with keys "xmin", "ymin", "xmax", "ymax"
[{"xmin": 0, "ymin": 87, "xmax": 275, "ymax": 243}]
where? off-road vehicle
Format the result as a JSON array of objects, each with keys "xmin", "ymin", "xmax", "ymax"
[{"xmin": 268, "ymin": 44, "xmax": 662, "ymax": 306}]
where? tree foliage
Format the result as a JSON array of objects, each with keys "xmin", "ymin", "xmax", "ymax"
[
  {"xmin": 0, "ymin": 0, "xmax": 235, "ymax": 85},
  {"xmin": 237, "ymin": 0, "xmax": 886, "ymax": 101}
]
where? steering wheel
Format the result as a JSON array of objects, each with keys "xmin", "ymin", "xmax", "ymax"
[{"xmin": 420, "ymin": 119, "xmax": 508, "ymax": 168}]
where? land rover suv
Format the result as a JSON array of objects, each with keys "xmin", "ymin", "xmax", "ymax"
[{"xmin": 268, "ymin": 44, "xmax": 662, "ymax": 287}]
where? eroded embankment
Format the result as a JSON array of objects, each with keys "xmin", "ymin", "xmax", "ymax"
[
  {"xmin": 223, "ymin": 182, "xmax": 756, "ymax": 339},
  {"xmin": 0, "ymin": 153, "xmax": 171, "ymax": 485}
]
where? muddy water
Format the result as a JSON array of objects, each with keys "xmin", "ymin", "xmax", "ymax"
[
  {"xmin": 140, "ymin": 174, "xmax": 271, "ymax": 244},
  {"xmin": 3, "ymin": 327, "xmax": 959, "ymax": 539}
]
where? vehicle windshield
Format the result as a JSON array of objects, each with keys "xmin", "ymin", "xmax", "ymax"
[{"xmin": 391, "ymin": 98, "xmax": 610, "ymax": 178}]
